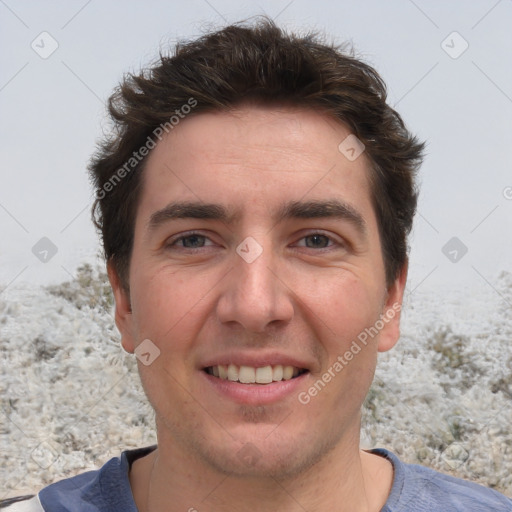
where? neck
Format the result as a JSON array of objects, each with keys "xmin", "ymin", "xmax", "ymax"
[{"xmin": 130, "ymin": 431, "xmax": 393, "ymax": 512}]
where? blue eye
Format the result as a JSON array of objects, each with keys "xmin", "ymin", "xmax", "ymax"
[
  {"xmin": 177, "ymin": 234, "xmax": 207, "ymax": 248},
  {"xmin": 295, "ymin": 233, "xmax": 338, "ymax": 250},
  {"xmin": 302, "ymin": 234, "xmax": 332, "ymax": 248},
  {"xmin": 166, "ymin": 232, "xmax": 213, "ymax": 250}
]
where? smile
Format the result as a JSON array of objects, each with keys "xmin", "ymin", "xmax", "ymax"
[{"xmin": 204, "ymin": 364, "xmax": 308, "ymax": 384}]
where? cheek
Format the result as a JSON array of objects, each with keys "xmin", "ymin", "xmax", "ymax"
[
  {"xmin": 298, "ymin": 270, "xmax": 382, "ymax": 347},
  {"xmin": 129, "ymin": 265, "xmax": 216, "ymax": 351}
]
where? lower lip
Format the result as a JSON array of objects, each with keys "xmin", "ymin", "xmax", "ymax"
[{"xmin": 201, "ymin": 370, "xmax": 309, "ymax": 405}]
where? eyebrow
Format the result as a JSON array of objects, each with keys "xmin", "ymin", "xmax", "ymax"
[{"xmin": 147, "ymin": 199, "xmax": 367, "ymax": 237}]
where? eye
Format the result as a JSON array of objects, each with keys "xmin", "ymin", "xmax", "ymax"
[
  {"xmin": 295, "ymin": 233, "xmax": 339, "ymax": 249},
  {"xmin": 301, "ymin": 234, "xmax": 332, "ymax": 249},
  {"xmin": 166, "ymin": 232, "xmax": 214, "ymax": 250}
]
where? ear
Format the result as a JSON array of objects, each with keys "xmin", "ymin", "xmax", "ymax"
[
  {"xmin": 107, "ymin": 260, "xmax": 136, "ymax": 354},
  {"xmin": 377, "ymin": 261, "xmax": 408, "ymax": 353}
]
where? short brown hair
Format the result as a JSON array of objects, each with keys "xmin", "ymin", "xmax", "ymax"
[{"xmin": 89, "ymin": 18, "xmax": 424, "ymax": 291}]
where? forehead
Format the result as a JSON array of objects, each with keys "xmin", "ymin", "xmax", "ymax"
[{"xmin": 137, "ymin": 106, "xmax": 376, "ymax": 230}]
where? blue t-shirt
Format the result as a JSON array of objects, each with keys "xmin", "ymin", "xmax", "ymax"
[{"xmin": 4, "ymin": 445, "xmax": 512, "ymax": 511}]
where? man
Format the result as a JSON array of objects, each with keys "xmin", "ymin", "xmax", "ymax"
[{"xmin": 4, "ymin": 19, "xmax": 511, "ymax": 512}]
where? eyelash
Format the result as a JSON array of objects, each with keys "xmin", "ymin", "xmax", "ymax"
[{"xmin": 166, "ymin": 230, "xmax": 344, "ymax": 251}]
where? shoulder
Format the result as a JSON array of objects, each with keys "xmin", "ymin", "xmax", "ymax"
[
  {"xmin": 1, "ymin": 446, "xmax": 156, "ymax": 512},
  {"xmin": 371, "ymin": 448, "xmax": 512, "ymax": 512}
]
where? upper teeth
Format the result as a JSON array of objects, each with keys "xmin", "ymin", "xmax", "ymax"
[{"xmin": 209, "ymin": 364, "xmax": 301, "ymax": 384}]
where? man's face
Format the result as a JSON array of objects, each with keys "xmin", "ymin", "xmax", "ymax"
[{"xmin": 111, "ymin": 106, "xmax": 405, "ymax": 477}]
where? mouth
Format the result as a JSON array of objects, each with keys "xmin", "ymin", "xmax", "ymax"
[{"xmin": 204, "ymin": 364, "xmax": 309, "ymax": 384}]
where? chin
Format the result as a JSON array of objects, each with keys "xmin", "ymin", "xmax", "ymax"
[{"xmin": 193, "ymin": 422, "xmax": 340, "ymax": 480}]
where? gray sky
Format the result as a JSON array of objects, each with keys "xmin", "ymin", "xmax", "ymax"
[{"xmin": 1, "ymin": 0, "xmax": 511, "ymax": 297}]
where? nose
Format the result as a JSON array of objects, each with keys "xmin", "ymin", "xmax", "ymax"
[{"xmin": 216, "ymin": 242, "xmax": 294, "ymax": 333}]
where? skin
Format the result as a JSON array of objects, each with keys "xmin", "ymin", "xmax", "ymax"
[{"xmin": 109, "ymin": 106, "xmax": 408, "ymax": 512}]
